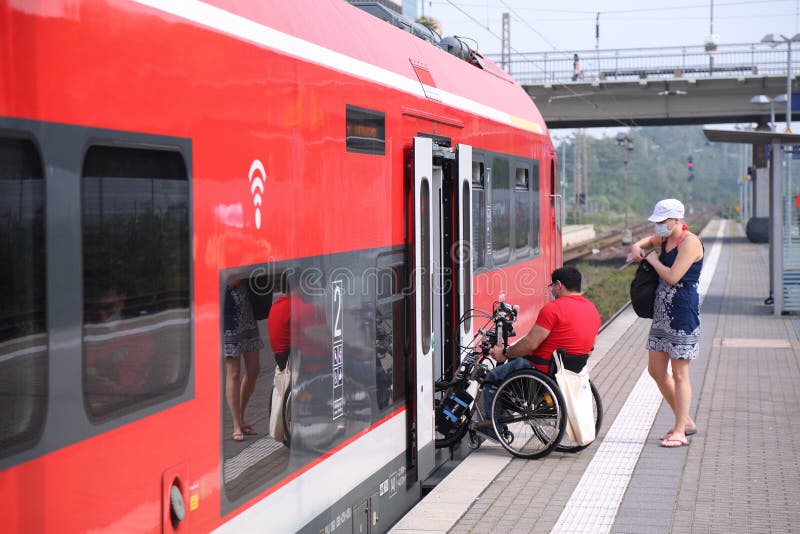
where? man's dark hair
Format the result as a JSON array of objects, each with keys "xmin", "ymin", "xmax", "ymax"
[{"xmin": 551, "ymin": 265, "xmax": 582, "ymax": 292}]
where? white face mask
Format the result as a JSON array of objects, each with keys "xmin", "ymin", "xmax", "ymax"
[{"xmin": 654, "ymin": 222, "xmax": 672, "ymax": 237}]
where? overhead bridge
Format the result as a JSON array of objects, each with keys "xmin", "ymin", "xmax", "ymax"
[{"xmin": 486, "ymin": 43, "xmax": 798, "ymax": 128}]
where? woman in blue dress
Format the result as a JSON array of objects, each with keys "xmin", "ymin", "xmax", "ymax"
[{"xmin": 630, "ymin": 199, "xmax": 704, "ymax": 448}]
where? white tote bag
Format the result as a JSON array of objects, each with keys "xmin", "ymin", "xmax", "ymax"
[
  {"xmin": 554, "ymin": 351, "xmax": 596, "ymax": 446},
  {"xmin": 270, "ymin": 366, "xmax": 291, "ymax": 443}
]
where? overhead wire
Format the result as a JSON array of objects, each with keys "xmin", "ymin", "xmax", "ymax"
[
  {"xmin": 432, "ymin": 0, "xmax": 794, "ymax": 15},
  {"xmin": 441, "ymin": 0, "xmax": 642, "ymax": 129}
]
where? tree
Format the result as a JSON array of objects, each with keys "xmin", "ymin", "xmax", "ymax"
[
  {"xmin": 558, "ymin": 125, "xmax": 738, "ymax": 221},
  {"xmin": 415, "ymin": 16, "xmax": 442, "ymax": 36}
]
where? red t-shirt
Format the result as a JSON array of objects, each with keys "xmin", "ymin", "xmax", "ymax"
[
  {"xmin": 529, "ymin": 294, "xmax": 601, "ymax": 370},
  {"xmin": 267, "ymin": 293, "xmax": 321, "ymax": 355},
  {"xmin": 267, "ymin": 295, "xmax": 292, "ymax": 354}
]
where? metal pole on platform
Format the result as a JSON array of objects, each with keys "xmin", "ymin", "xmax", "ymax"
[
  {"xmin": 771, "ymin": 138, "xmax": 784, "ymax": 315},
  {"xmin": 617, "ymin": 133, "xmax": 634, "ymax": 244}
]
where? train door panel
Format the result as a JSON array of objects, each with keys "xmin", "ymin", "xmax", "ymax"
[
  {"xmin": 456, "ymin": 145, "xmax": 473, "ymax": 351},
  {"xmin": 410, "ymin": 138, "xmax": 473, "ymax": 482},
  {"xmin": 412, "ymin": 136, "xmax": 435, "ymax": 481}
]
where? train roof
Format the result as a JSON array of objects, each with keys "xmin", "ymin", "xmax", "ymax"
[{"xmin": 140, "ymin": 0, "xmax": 549, "ymax": 137}]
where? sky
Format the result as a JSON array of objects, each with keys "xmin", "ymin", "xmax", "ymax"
[
  {"xmin": 414, "ymin": 0, "xmax": 800, "ymax": 57},
  {"xmin": 408, "ymin": 0, "xmax": 800, "ymax": 137}
]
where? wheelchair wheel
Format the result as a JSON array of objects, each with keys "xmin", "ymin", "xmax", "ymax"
[
  {"xmin": 281, "ymin": 388, "xmax": 291, "ymax": 447},
  {"xmin": 490, "ymin": 369, "xmax": 566, "ymax": 459},
  {"xmin": 556, "ymin": 380, "xmax": 603, "ymax": 453}
]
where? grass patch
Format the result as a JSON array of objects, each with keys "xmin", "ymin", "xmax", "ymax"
[{"xmin": 578, "ymin": 261, "xmax": 637, "ymax": 324}]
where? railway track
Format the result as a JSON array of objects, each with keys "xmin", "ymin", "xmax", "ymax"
[{"xmin": 563, "ymin": 211, "xmax": 713, "ymax": 264}]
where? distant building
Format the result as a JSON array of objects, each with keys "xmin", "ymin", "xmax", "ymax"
[{"xmin": 402, "ymin": 0, "xmax": 417, "ymax": 19}]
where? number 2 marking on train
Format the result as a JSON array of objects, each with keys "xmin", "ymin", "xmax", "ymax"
[
  {"xmin": 332, "ymin": 280, "xmax": 344, "ymax": 420},
  {"xmin": 333, "ymin": 283, "xmax": 343, "ymax": 338}
]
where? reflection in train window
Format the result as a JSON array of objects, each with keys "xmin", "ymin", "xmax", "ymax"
[
  {"xmin": 420, "ymin": 180, "xmax": 431, "ymax": 354},
  {"xmin": 491, "ymin": 157, "xmax": 511, "ymax": 264},
  {"xmin": 81, "ymin": 146, "xmax": 191, "ymax": 423},
  {"xmin": 531, "ymin": 160, "xmax": 541, "ymax": 255},
  {"xmin": 375, "ymin": 261, "xmax": 407, "ymax": 413},
  {"xmin": 460, "ymin": 180, "xmax": 472, "ymax": 333},
  {"xmin": 471, "ymin": 161, "xmax": 485, "ymax": 269},
  {"xmin": 0, "ymin": 137, "xmax": 47, "ymax": 459},
  {"xmin": 514, "ymin": 166, "xmax": 532, "ymax": 257}
]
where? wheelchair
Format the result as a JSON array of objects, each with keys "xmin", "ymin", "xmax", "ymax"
[{"xmin": 434, "ymin": 300, "xmax": 602, "ymax": 459}]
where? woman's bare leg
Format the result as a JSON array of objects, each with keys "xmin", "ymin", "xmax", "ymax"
[{"xmin": 226, "ymin": 357, "xmax": 244, "ymax": 438}]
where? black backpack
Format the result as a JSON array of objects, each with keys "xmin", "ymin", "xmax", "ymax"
[
  {"xmin": 630, "ymin": 241, "xmax": 663, "ymax": 319},
  {"xmin": 630, "ymin": 260, "xmax": 659, "ymax": 318}
]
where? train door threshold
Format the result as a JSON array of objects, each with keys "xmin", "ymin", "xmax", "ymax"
[{"xmin": 421, "ymin": 459, "xmax": 461, "ymax": 497}]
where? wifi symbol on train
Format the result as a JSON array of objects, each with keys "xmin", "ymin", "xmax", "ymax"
[{"xmin": 248, "ymin": 160, "xmax": 266, "ymax": 229}]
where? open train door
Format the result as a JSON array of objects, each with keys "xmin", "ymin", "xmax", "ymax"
[
  {"xmin": 411, "ymin": 136, "xmax": 436, "ymax": 481},
  {"xmin": 410, "ymin": 138, "xmax": 472, "ymax": 482}
]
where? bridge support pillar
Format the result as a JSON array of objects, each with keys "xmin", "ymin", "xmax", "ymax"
[{"xmin": 753, "ymin": 143, "xmax": 770, "ymax": 218}]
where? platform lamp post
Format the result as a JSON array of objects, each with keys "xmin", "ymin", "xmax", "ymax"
[
  {"xmin": 761, "ymin": 33, "xmax": 800, "ymax": 133},
  {"xmin": 750, "ymin": 94, "xmax": 778, "ymax": 131},
  {"xmin": 616, "ymin": 133, "xmax": 634, "ymax": 245}
]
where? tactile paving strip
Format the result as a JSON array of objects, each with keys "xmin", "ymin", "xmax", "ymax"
[{"xmin": 224, "ymin": 436, "xmax": 285, "ymax": 483}]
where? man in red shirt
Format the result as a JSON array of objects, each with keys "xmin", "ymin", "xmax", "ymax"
[
  {"xmin": 478, "ymin": 266, "xmax": 600, "ymax": 437},
  {"xmin": 267, "ymin": 292, "xmax": 292, "ymax": 371},
  {"xmin": 267, "ymin": 282, "xmax": 326, "ymax": 371}
]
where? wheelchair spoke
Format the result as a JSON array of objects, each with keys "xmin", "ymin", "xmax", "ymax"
[{"xmin": 490, "ymin": 370, "xmax": 566, "ymax": 459}]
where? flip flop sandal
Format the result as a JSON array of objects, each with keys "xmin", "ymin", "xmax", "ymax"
[
  {"xmin": 232, "ymin": 432, "xmax": 245, "ymax": 441},
  {"xmin": 660, "ymin": 437, "xmax": 688, "ymax": 448},
  {"xmin": 242, "ymin": 424, "xmax": 258, "ymax": 435},
  {"xmin": 659, "ymin": 428, "xmax": 697, "ymax": 440}
]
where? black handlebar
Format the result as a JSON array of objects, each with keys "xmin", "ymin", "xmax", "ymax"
[
  {"xmin": 493, "ymin": 300, "xmax": 518, "ymax": 351},
  {"xmin": 444, "ymin": 299, "xmax": 521, "ymax": 386}
]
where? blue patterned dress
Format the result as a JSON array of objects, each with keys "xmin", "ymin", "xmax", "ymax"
[{"xmin": 647, "ymin": 235, "xmax": 703, "ymax": 360}]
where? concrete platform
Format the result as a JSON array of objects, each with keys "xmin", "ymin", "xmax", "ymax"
[
  {"xmin": 391, "ymin": 219, "xmax": 800, "ymax": 533},
  {"xmin": 562, "ymin": 224, "xmax": 596, "ymax": 248}
]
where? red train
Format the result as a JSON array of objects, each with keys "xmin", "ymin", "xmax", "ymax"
[{"xmin": 0, "ymin": 1, "xmax": 560, "ymax": 532}]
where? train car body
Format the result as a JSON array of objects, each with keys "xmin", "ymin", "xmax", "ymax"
[{"xmin": 0, "ymin": 1, "xmax": 560, "ymax": 532}]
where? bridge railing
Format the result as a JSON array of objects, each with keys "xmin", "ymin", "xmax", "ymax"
[{"xmin": 485, "ymin": 43, "xmax": 800, "ymax": 85}]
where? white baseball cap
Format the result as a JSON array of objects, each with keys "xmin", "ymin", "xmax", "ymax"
[{"xmin": 648, "ymin": 198, "xmax": 685, "ymax": 222}]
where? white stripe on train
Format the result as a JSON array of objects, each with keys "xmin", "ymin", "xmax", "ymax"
[{"xmin": 130, "ymin": 0, "xmax": 542, "ymax": 134}]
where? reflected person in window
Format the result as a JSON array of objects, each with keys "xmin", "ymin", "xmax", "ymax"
[{"xmin": 223, "ymin": 279, "xmax": 264, "ymax": 441}]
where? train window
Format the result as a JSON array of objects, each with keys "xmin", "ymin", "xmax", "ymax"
[
  {"xmin": 461, "ymin": 180, "xmax": 472, "ymax": 333},
  {"xmin": 491, "ymin": 157, "xmax": 511, "ymax": 265},
  {"xmin": 346, "ymin": 105, "xmax": 385, "ymax": 155},
  {"xmin": 420, "ymin": 180, "xmax": 432, "ymax": 353},
  {"xmin": 0, "ymin": 137, "xmax": 47, "ymax": 459},
  {"xmin": 81, "ymin": 146, "xmax": 191, "ymax": 423},
  {"xmin": 471, "ymin": 162, "xmax": 485, "ymax": 269},
  {"xmin": 514, "ymin": 166, "xmax": 532, "ymax": 257},
  {"xmin": 375, "ymin": 261, "xmax": 407, "ymax": 412},
  {"xmin": 531, "ymin": 160, "xmax": 541, "ymax": 254}
]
